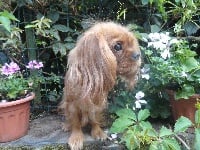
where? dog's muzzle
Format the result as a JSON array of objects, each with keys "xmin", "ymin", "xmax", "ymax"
[{"xmin": 131, "ymin": 52, "xmax": 140, "ymax": 61}]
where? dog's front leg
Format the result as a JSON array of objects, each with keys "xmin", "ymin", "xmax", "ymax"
[
  {"xmin": 68, "ymin": 108, "xmax": 84, "ymax": 150},
  {"xmin": 90, "ymin": 112, "xmax": 107, "ymax": 140}
]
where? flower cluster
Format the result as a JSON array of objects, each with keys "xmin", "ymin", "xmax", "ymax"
[
  {"xmin": 0, "ymin": 60, "xmax": 43, "ymax": 101},
  {"xmin": 142, "ymin": 32, "xmax": 200, "ymax": 99},
  {"xmin": 146, "ymin": 32, "xmax": 178, "ymax": 59},
  {"xmin": 1, "ymin": 62, "xmax": 20, "ymax": 76},
  {"xmin": 1, "ymin": 60, "xmax": 43, "ymax": 76},
  {"xmin": 26, "ymin": 60, "xmax": 43, "ymax": 69}
]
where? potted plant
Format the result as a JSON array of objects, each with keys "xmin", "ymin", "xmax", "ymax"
[
  {"xmin": 141, "ymin": 32, "xmax": 200, "ymax": 122},
  {"xmin": 0, "ymin": 60, "xmax": 43, "ymax": 142}
]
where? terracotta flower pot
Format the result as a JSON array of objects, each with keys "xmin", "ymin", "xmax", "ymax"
[
  {"xmin": 0, "ymin": 93, "xmax": 35, "ymax": 142},
  {"xmin": 167, "ymin": 90, "xmax": 199, "ymax": 123}
]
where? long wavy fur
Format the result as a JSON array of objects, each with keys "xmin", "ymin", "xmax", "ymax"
[{"xmin": 59, "ymin": 22, "xmax": 141, "ymax": 150}]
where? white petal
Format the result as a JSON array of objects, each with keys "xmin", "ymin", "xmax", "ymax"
[
  {"xmin": 138, "ymin": 100, "xmax": 147, "ymax": 104},
  {"xmin": 135, "ymin": 101, "xmax": 141, "ymax": 108},
  {"xmin": 135, "ymin": 91, "xmax": 145, "ymax": 100},
  {"xmin": 111, "ymin": 133, "xmax": 117, "ymax": 139},
  {"xmin": 142, "ymin": 74, "xmax": 150, "ymax": 80}
]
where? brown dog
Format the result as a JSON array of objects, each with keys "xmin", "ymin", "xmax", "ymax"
[{"xmin": 59, "ymin": 22, "xmax": 141, "ymax": 150}]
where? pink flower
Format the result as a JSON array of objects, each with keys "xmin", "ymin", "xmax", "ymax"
[
  {"xmin": 0, "ymin": 62, "xmax": 20, "ymax": 76},
  {"xmin": 26, "ymin": 60, "xmax": 43, "ymax": 69}
]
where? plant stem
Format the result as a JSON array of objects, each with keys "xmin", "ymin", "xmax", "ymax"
[{"xmin": 174, "ymin": 134, "xmax": 190, "ymax": 150}]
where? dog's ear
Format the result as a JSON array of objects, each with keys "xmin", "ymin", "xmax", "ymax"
[{"xmin": 66, "ymin": 32, "xmax": 117, "ymax": 104}]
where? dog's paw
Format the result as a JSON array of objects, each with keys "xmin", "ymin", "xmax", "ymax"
[
  {"xmin": 68, "ymin": 131, "xmax": 84, "ymax": 150},
  {"xmin": 91, "ymin": 125, "xmax": 107, "ymax": 141},
  {"xmin": 61, "ymin": 122, "xmax": 70, "ymax": 132}
]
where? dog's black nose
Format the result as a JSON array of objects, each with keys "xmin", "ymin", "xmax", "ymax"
[{"xmin": 132, "ymin": 52, "xmax": 140, "ymax": 60}]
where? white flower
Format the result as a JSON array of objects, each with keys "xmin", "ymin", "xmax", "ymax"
[
  {"xmin": 135, "ymin": 91, "xmax": 145, "ymax": 100},
  {"xmin": 142, "ymin": 74, "xmax": 150, "ymax": 80},
  {"xmin": 141, "ymin": 67, "xmax": 149, "ymax": 74},
  {"xmin": 160, "ymin": 32, "xmax": 170, "ymax": 43},
  {"xmin": 135, "ymin": 100, "xmax": 147, "ymax": 109},
  {"xmin": 181, "ymin": 72, "xmax": 187, "ymax": 77},
  {"xmin": 148, "ymin": 32, "xmax": 160, "ymax": 41},
  {"xmin": 170, "ymin": 38, "xmax": 179, "ymax": 45},
  {"xmin": 161, "ymin": 49, "xmax": 170, "ymax": 59},
  {"xmin": 148, "ymin": 41, "xmax": 167, "ymax": 51},
  {"xmin": 111, "ymin": 133, "xmax": 118, "ymax": 139}
]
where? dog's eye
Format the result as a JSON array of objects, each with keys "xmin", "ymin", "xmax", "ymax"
[{"xmin": 114, "ymin": 43, "xmax": 122, "ymax": 51}]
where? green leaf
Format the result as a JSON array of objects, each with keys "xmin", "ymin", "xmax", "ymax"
[
  {"xmin": 110, "ymin": 117, "xmax": 133, "ymax": 133},
  {"xmin": 0, "ymin": 16, "xmax": 11, "ymax": 32},
  {"xmin": 195, "ymin": 110, "xmax": 200, "ymax": 124},
  {"xmin": 138, "ymin": 109, "xmax": 150, "ymax": 121},
  {"xmin": 151, "ymin": 24, "xmax": 161, "ymax": 32},
  {"xmin": 146, "ymin": 127, "xmax": 158, "ymax": 138},
  {"xmin": 159, "ymin": 126, "xmax": 173, "ymax": 137},
  {"xmin": 53, "ymin": 24, "xmax": 71, "ymax": 32},
  {"xmin": 175, "ymin": 84, "xmax": 195, "ymax": 99},
  {"xmin": 184, "ymin": 21, "xmax": 200, "ymax": 36},
  {"xmin": 174, "ymin": 116, "xmax": 192, "ymax": 133},
  {"xmin": 52, "ymin": 43, "xmax": 67, "ymax": 56},
  {"xmin": 182, "ymin": 57, "xmax": 198, "ymax": 72},
  {"xmin": 141, "ymin": 0, "xmax": 149, "ymax": 5},
  {"xmin": 116, "ymin": 109, "xmax": 137, "ymax": 121},
  {"xmin": 47, "ymin": 29, "xmax": 60, "ymax": 41},
  {"xmin": 194, "ymin": 128, "xmax": 200, "ymax": 150},
  {"xmin": 47, "ymin": 11, "xmax": 59, "ymax": 23},
  {"xmin": 140, "ymin": 121, "xmax": 153, "ymax": 130},
  {"xmin": 123, "ymin": 129, "xmax": 139, "ymax": 150},
  {"xmin": 149, "ymin": 142, "xmax": 160, "ymax": 150},
  {"xmin": 25, "ymin": 24, "xmax": 36, "ymax": 28},
  {"xmin": 0, "ymin": 10, "xmax": 19, "ymax": 21},
  {"xmin": 163, "ymin": 138, "xmax": 181, "ymax": 150}
]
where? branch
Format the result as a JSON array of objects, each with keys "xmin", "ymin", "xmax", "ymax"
[
  {"xmin": 174, "ymin": 134, "xmax": 191, "ymax": 150},
  {"xmin": 178, "ymin": 36, "xmax": 200, "ymax": 42}
]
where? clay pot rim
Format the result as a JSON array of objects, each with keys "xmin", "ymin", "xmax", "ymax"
[{"xmin": 0, "ymin": 92, "xmax": 35, "ymax": 108}]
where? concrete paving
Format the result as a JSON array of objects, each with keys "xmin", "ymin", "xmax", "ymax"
[{"xmin": 0, "ymin": 114, "xmax": 123, "ymax": 150}]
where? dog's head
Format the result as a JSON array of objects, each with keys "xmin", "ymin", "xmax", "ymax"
[
  {"xmin": 66, "ymin": 22, "xmax": 141, "ymax": 103},
  {"xmin": 88, "ymin": 22, "xmax": 141, "ymax": 88}
]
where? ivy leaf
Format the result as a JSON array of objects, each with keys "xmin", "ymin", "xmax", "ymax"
[
  {"xmin": 174, "ymin": 116, "xmax": 192, "ymax": 133},
  {"xmin": 184, "ymin": 21, "xmax": 200, "ymax": 36},
  {"xmin": 159, "ymin": 126, "xmax": 173, "ymax": 137},
  {"xmin": 53, "ymin": 24, "xmax": 72, "ymax": 32},
  {"xmin": 47, "ymin": 11, "xmax": 59, "ymax": 23},
  {"xmin": 138, "ymin": 109, "xmax": 150, "ymax": 121},
  {"xmin": 116, "ymin": 109, "xmax": 137, "ymax": 121},
  {"xmin": 110, "ymin": 117, "xmax": 133, "ymax": 133},
  {"xmin": 52, "ymin": 43, "xmax": 67, "ymax": 56}
]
